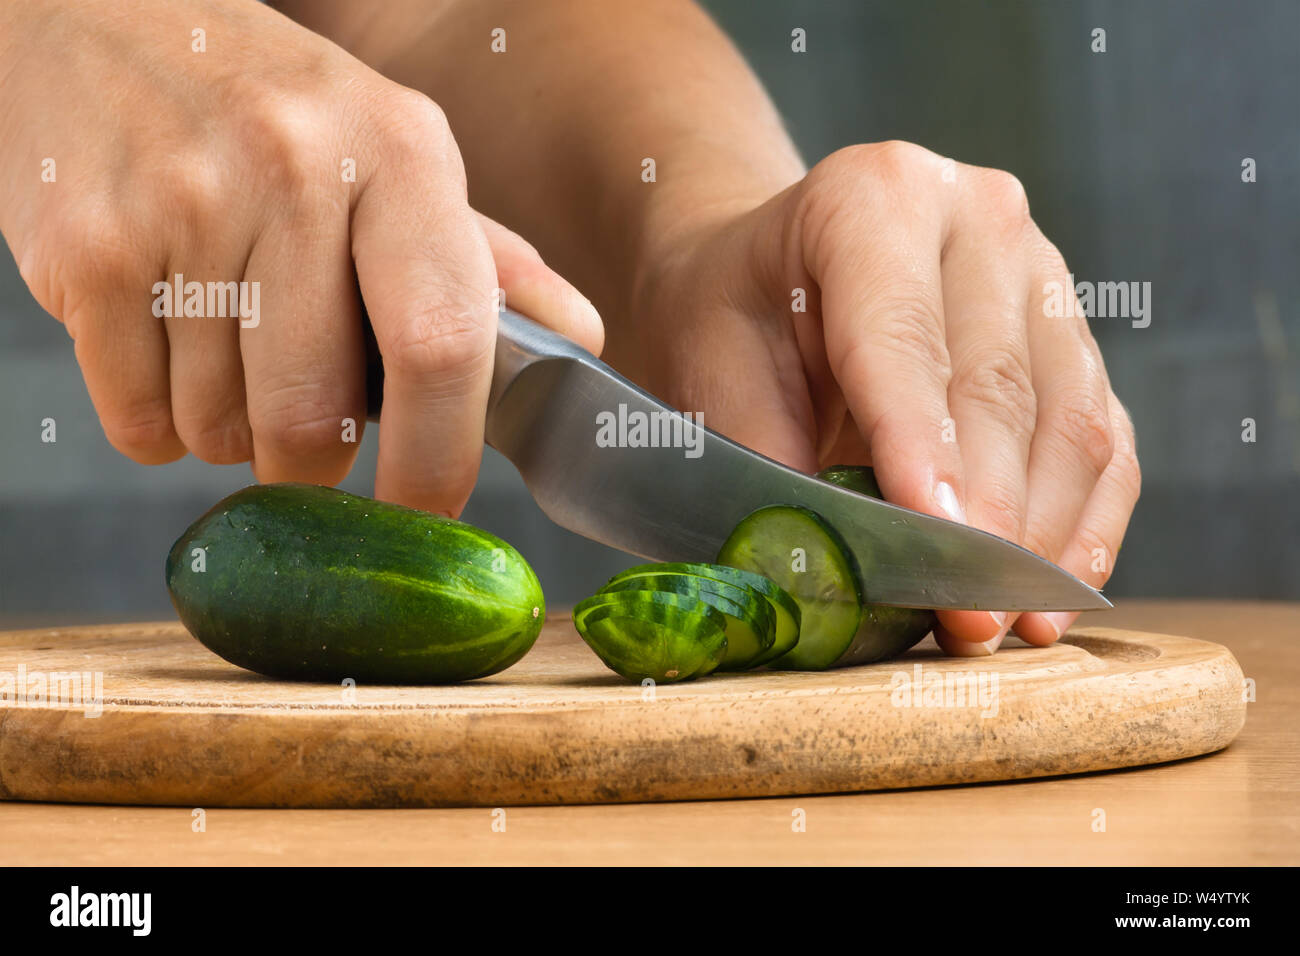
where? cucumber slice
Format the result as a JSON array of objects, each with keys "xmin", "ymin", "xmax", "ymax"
[
  {"xmin": 606, "ymin": 562, "xmax": 799, "ymax": 668},
  {"xmin": 572, "ymin": 589, "xmax": 654, "ymax": 634},
  {"xmin": 573, "ymin": 590, "xmax": 727, "ymax": 683},
  {"xmin": 601, "ymin": 572, "xmax": 775, "ymax": 670},
  {"xmin": 816, "ymin": 466, "xmax": 937, "ymax": 665},
  {"xmin": 717, "ymin": 505, "xmax": 861, "ymax": 670}
]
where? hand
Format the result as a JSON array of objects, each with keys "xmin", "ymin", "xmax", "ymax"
[
  {"xmin": 0, "ymin": 0, "xmax": 601, "ymax": 516},
  {"xmin": 621, "ymin": 141, "xmax": 1140, "ymax": 654}
]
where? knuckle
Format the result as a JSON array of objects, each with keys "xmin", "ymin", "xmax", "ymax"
[
  {"xmin": 810, "ymin": 140, "xmax": 931, "ymax": 191},
  {"xmin": 103, "ymin": 405, "xmax": 179, "ymax": 459},
  {"xmin": 174, "ymin": 417, "xmax": 252, "ymax": 465},
  {"xmin": 951, "ymin": 349, "xmax": 1037, "ymax": 437},
  {"xmin": 492, "ymin": 254, "xmax": 548, "ymax": 296},
  {"xmin": 865, "ymin": 139, "xmax": 931, "ymax": 174},
  {"xmin": 1036, "ymin": 236, "xmax": 1069, "ymax": 278},
  {"xmin": 886, "ymin": 310, "xmax": 950, "ymax": 371},
  {"xmin": 385, "ymin": 306, "xmax": 494, "ymax": 379},
  {"xmin": 372, "ymin": 89, "xmax": 457, "ymax": 165},
  {"xmin": 980, "ymin": 168, "xmax": 1030, "ymax": 219},
  {"xmin": 1108, "ymin": 425, "xmax": 1143, "ymax": 501},
  {"xmin": 487, "ymin": 231, "xmax": 544, "ymax": 284},
  {"xmin": 147, "ymin": 154, "xmax": 228, "ymax": 230},
  {"xmin": 801, "ymin": 142, "xmax": 940, "ymax": 250},
  {"xmin": 1019, "ymin": 522, "xmax": 1057, "ymax": 563},
  {"xmin": 807, "ymin": 144, "xmax": 866, "ymax": 186},
  {"xmin": 61, "ymin": 217, "xmax": 146, "ymax": 296},
  {"xmin": 973, "ymin": 479, "xmax": 1025, "ymax": 534},
  {"xmin": 15, "ymin": 231, "xmax": 76, "ymax": 320},
  {"xmin": 1074, "ymin": 522, "xmax": 1113, "ymax": 573},
  {"xmin": 1054, "ymin": 391, "xmax": 1115, "ymax": 477},
  {"xmin": 238, "ymin": 93, "xmax": 331, "ymax": 197},
  {"xmin": 971, "ymin": 169, "xmax": 1031, "ymax": 242},
  {"xmin": 250, "ymin": 387, "xmax": 351, "ymax": 457},
  {"xmin": 841, "ymin": 300, "xmax": 952, "ymax": 382}
]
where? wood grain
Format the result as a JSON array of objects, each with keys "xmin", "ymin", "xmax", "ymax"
[
  {"xmin": 0, "ymin": 601, "xmax": 1292, "ymax": 865},
  {"xmin": 0, "ymin": 615, "xmax": 1245, "ymax": 808}
]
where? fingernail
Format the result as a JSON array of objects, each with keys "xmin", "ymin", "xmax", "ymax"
[
  {"xmin": 949, "ymin": 626, "xmax": 1008, "ymax": 657},
  {"xmin": 1041, "ymin": 611, "xmax": 1076, "ymax": 640},
  {"xmin": 933, "ymin": 480, "xmax": 966, "ymax": 523}
]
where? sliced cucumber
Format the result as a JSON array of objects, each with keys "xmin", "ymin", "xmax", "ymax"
[
  {"xmin": 573, "ymin": 589, "xmax": 727, "ymax": 683},
  {"xmin": 816, "ymin": 465, "xmax": 937, "ymax": 665},
  {"xmin": 606, "ymin": 562, "xmax": 800, "ymax": 668},
  {"xmin": 602, "ymin": 572, "xmax": 774, "ymax": 670},
  {"xmin": 572, "ymin": 589, "xmax": 654, "ymax": 634},
  {"xmin": 717, "ymin": 505, "xmax": 861, "ymax": 670}
]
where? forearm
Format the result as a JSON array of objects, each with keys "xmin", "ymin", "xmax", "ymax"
[{"xmin": 275, "ymin": 0, "xmax": 805, "ymax": 332}]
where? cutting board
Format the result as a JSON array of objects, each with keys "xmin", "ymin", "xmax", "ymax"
[{"xmin": 0, "ymin": 619, "xmax": 1245, "ymax": 808}]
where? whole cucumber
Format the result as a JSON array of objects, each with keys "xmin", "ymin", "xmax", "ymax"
[{"xmin": 166, "ymin": 483, "xmax": 545, "ymax": 683}]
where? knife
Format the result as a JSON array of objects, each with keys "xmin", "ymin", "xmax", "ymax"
[{"xmin": 366, "ymin": 308, "xmax": 1109, "ymax": 612}]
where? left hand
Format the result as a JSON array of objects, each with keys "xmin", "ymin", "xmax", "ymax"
[{"xmin": 616, "ymin": 141, "xmax": 1141, "ymax": 655}]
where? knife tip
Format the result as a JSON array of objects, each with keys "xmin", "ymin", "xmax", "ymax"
[{"xmin": 1082, "ymin": 587, "xmax": 1114, "ymax": 611}]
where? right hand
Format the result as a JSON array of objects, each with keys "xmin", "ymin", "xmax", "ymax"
[{"xmin": 0, "ymin": 0, "xmax": 602, "ymax": 516}]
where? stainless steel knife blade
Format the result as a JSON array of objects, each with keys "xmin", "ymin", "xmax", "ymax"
[{"xmin": 486, "ymin": 309, "xmax": 1110, "ymax": 612}]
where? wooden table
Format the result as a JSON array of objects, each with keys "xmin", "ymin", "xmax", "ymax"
[{"xmin": 1, "ymin": 600, "xmax": 1295, "ymax": 865}]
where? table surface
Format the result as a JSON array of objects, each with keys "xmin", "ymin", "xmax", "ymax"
[{"xmin": 1, "ymin": 599, "xmax": 1295, "ymax": 865}]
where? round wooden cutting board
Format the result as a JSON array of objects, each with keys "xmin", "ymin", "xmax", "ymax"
[{"xmin": 0, "ymin": 618, "xmax": 1245, "ymax": 808}]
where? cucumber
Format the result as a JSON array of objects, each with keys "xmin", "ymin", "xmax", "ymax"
[
  {"xmin": 816, "ymin": 465, "xmax": 937, "ymax": 664},
  {"xmin": 601, "ymin": 571, "xmax": 775, "ymax": 670},
  {"xmin": 817, "ymin": 464, "xmax": 883, "ymax": 498},
  {"xmin": 717, "ymin": 505, "xmax": 862, "ymax": 670},
  {"xmin": 165, "ymin": 483, "xmax": 545, "ymax": 683},
  {"xmin": 573, "ymin": 589, "xmax": 728, "ymax": 683},
  {"xmin": 605, "ymin": 562, "xmax": 799, "ymax": 668},
  {"xmin": 839, "ymin": 603, "xmax": 936, "ymax": 665}
]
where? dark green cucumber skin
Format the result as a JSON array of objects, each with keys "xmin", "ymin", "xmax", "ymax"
[
  {"xmin": 599, "ymin": 572, "xmax": 775, "ymax": 670},
  {"xmin": 817, "ymin": 465, "xmax": 936, "ymax": 665},
  {"xmin": 818, "ymin": 465, "xmax": 883, "ymax": 499},
  {"xmin": 166, "ymin": 483, "xmax": 545, "ymax": 683},
  {"xmin": 607, "ymin": 563, "xmax": 801, "ymax": 630},
  {"xmin": 835, "ymin": 604, "xmax": 934, "ymax": 665},
  {"xmin": 608, "ymin": 562, "xmax": 799, "ymax": 667},
  {"xmin": 573, "ymin": 590, "xmax": 727, "ymax": 683}
]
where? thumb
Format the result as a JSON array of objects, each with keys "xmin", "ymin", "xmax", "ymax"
[{"xmin": 475, "ymin": 212, "xmax": 604, "ymax": 356}]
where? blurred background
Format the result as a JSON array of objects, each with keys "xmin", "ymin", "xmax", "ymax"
[{"xmin": 1, "ymin": 0, "xmax": 1296, "ymax": 625}]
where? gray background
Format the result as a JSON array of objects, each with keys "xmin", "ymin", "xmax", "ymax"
[{"xmin": 1, "ymin": 0, "xmax": 1296, "ymax": 625}]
